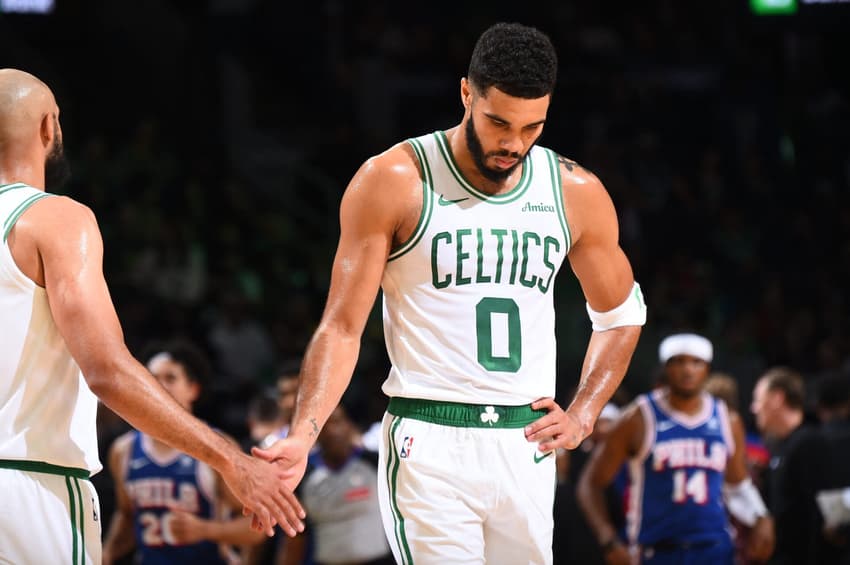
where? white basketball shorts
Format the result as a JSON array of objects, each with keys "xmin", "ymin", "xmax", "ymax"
[
  {"xmin": 377, "ymin": 398, "xmax": 556, "ymax": 565},
  {"xmin": 0, "ymin": 461, "xmax": 101, "ymax": 565}
]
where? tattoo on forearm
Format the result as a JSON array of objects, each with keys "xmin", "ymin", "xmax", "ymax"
[{"xmin": 309, "ymin": 418, "xmax": 320, "ymax": 438}]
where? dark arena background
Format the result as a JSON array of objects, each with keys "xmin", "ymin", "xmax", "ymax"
[{"xmin": 1, "ymin": 1, "xmax": 849, "ymax": 563}]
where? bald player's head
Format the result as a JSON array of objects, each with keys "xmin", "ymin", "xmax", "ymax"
[{"xmin": 0, "ymin": 68, "xmax": 70, "ymax": 190}]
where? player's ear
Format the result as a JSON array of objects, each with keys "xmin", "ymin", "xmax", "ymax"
[
  {"xmin": 39, "ymin": 112, "xmax": 53, "ymax": 148},
  {"xmin": 461, "ymin": 78, "xmax": 473, "ymax": 111}
]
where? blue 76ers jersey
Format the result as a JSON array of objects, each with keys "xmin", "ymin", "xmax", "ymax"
[
  {"xmin": 124, "ymin": 432, "xmax": 226, "ymax": 565},
  {"xmin": 625, "ymin": 390, "xmax": 735, "ymax": 546}
]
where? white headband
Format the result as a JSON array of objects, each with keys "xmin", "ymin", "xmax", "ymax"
[
  {"xmin": 146, "ymin": 351, "xmax": 173, "ymax": 371},
  {"xmin": 659, "ymin": 333, "xmax": 713, "ymax": 364}
]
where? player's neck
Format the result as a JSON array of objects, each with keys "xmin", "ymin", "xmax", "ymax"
[
  {"xmin": 148, "ymin": 436, "xmax": 177, "ymax": 455},
  {"xmin": 0, "ymin": 160, "xmax": 46, "ymax": 190},
  {"xmin": 446, "ymin": 125, "xmax": 524, "ymax": 196},
  {"xmin": 666, "ymin": 390, "xmax": 704, "ymax": 415}
]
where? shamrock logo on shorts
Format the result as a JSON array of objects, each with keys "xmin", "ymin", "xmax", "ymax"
[{"xmin": 480, "ymin": 406, "xmax": 500, "ymax": 426}]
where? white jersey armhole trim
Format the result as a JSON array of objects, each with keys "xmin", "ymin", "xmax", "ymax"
[
  {"xmin": 0, "ymin": 189, "xmax": 51, "ymax": 291},
  {"xmin": 544, "ymin": 149, "xmax": 572, "ymax": 253},
  {"xmin": 388, "ymin": 138, "xmax": 434, "ymax": 261},
  {"xmin": 635, "ymin": 395, "xmax": 655, "ymax": 463}
]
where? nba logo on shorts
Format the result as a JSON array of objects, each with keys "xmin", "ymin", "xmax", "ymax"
[{"xmin": 400, "ymin": 436, "xmax": 414, "ymax": 458}]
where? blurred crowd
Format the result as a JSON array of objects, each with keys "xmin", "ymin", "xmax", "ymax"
[{"xmin": 2, "ymin": 1, "xmax": 848, "ymax": 563}]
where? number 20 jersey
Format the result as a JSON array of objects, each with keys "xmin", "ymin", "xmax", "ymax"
[
  {"xmin": 125, "ymin": 432, "xmax": 226, "ymax": 565},
  {"xmin": 626, "ymin": 390, "xmax": 735, "ymax": 546},
  {"xmin": 381, "ymin": 131, "xmax": 570, "ymax": 405}
]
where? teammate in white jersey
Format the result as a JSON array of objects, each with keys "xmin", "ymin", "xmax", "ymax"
[
  {"xmin": 0, "ymin": 68, "xmax": 303, "ymax": 564},
  {"xmin": 255, "ymin": 23, "xmax": 645, "ymax": 564}
]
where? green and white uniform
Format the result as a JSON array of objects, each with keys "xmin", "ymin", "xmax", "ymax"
[
  {"xmin": 378, "ymin": 132, "xmax": 570, "ymax": 564},
  {"xmin": 0, "ymin": 183, "xmax": 101, "ymax": 565}
]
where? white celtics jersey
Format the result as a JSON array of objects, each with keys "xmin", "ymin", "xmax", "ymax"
[
  {"xmin": 381, "ymin": 132, "xmax": 571, "ymax": 405},
  {"xmin": 0, "ymin": 183, "xmax": 101, "ymax": 473}
]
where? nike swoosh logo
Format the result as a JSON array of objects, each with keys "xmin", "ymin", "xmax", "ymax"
[
  {"xmin": 438, "ymin": 194, "xmax": 469, "ymax": 206},
  {"xmin": 534, "ymin": 451, "xmax": 553, "ymax": 464},
  {"xmin": 656, "ymin": 421, "xmax": 676, "ymax": 432},
  {"xmin": 129, "ymin": 458, "xmax": 149, "ymax": 470}
]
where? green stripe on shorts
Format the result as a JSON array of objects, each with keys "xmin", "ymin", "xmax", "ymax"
[
  {"xmin": 386, "ymin": 416, "xmax": 413, "ymax": 564},
  {"xmin": 0, "ymin": 458, "xmax": 91, "ymax": 479},
  {"xmin": 65, "ymin": 476, "xmax": 79, "ymax": 565},
  {"xmin": 73, "ymin": 477, "xmax": 86, "ymax": 564},
  {"xmin": 387, "ymin": 397, "xmax": 545, "ymax": 428}
]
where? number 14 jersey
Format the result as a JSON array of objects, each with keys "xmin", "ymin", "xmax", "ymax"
[
  {"xmin": 381, "ymin": 131, "xmax": 570, "ymax": 405},
  {"xmin": 626, "ymin": 389, "xmax": 736, "ymax": 546}
]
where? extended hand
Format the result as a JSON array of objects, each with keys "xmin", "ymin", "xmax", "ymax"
[
  {"xmin": 524, "ymin": 397, "xmax": 592, "ymax": 452},
  {"xmin": 251, "ymin": 436, "xmax": 311, "ymax": 491},
  {"xmin": 221, "ymin": 451, "xmax": 305, "ymax": 537},
  {"xmin": 246, "ymin": 436, "xmax": 312, "ymax": 533}
]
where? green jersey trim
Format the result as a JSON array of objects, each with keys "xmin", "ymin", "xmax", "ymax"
[
  {"xmin": 546, "ymin": 149, "xmax": 572, "ymax": 253},
  {"xmin": 0, "ymin": 183, "xmax": 27, "ymax": 196},
  {"xmin": 434, "ymin": 131, "xmax": 533, "ymax": 204},
  {"xmin": 3, "ymin": 192, "xmax": 51, "ymax": 243},
  {"xmin": 0, "ymin": 458, "xmax": 91, "ymax": 479},
  {"xmin": 389, "ymin": 138, "xmax": 435, "ymax": 262},
  {"xmin": 387, "ymin": 397, "xmax": 546, "ymax": 428}
]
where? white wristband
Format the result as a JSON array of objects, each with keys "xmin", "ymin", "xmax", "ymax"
[
  {"xmin": 723, "ymin": 478, "xmax": 769, "ymax": 527},
  {"xmin": 586, "ymin": 282, "xmax": 647, "ymax": 331}
]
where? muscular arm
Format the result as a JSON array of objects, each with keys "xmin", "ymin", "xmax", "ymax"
[
  {"xmin": 724, "ymin": 411, "xmax": 750, "ymax": 485},
  {"xmin": 525, "ymin": 163, "xmax": 643, "ymax": 449},
  {"xmin": 34, "ymin": 200, "xmax": 233, "ymax": 468},
  {"xmin": 577, "ymin": 406, "xmax": 643, "ymax": 548},
  {"xmin": 14, "ymin": 197, "xmax": 303, "ymax": 535},
  {"xmin": 266, "ymin": 146, "xmax": 418, "ymax": 465},
  {"xmin": 724, "ymin": 410, "xmax": 775, "ymax": 561},
  {"xmin": 564, "ymin": 164, "xmax": 643, "ymax": 436}
]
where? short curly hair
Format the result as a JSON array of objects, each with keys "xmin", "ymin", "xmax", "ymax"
[{"xmin": 468, "ymin": 22, "xmax": 558, "ymax": 99}]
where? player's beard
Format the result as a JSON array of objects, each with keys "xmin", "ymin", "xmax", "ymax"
[
  {"xmin": 465, "ymin": 115, "xmax": 539, "ymax": 183},
  {"xmin": 44, "ymin": 136, "xmax": 71, "ymax": 192}
]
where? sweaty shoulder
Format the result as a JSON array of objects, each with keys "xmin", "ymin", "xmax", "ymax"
[
  {"xmin": 353, "ymin": 141, "xmax": 422, "ymax": 198},
  {"xmin": 9, "ymin": 196, "xmax": 100, "ymax": 286},
  {"xmin": 17, "ymin": 195, "xmax": 98, "ymax": 240},
  {"xmin": 343, "ymin": 141, "xmax": 425, "ymax": 246}
]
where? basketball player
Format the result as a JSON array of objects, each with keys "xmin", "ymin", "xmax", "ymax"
[
  {"xmin": 0, "ymin": 68, "xmax": 303, "ymax": 564},
  {"xmin": 577, "ymin": 334, "xmax": 775, "ymax": 564},
  {"xmin": 254, "ymin": 23, "xmax": 646, "ymax": 564},
  {"xmin": 103, "ymin": 341, "xmax": 265, "ymax": 564}
]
